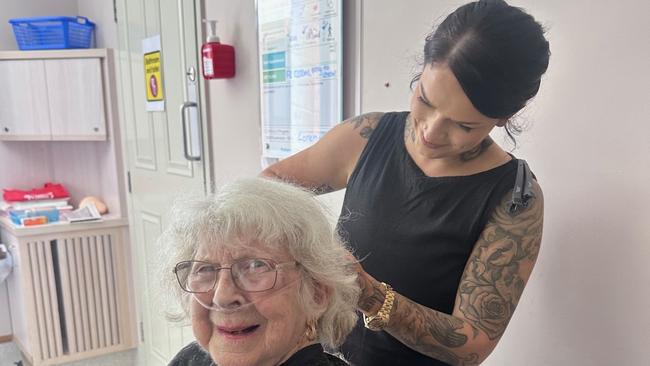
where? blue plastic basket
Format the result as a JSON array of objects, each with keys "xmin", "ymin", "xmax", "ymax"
[{"xmin": 9, "ymin": 16, "xmax": 95, "ymax": 50}]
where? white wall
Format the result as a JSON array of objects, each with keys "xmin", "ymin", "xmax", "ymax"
[
  {"xmin": 202, "ymin": 0, "xmax": 263, "ymax": 183},
  {"xmin": 485, "ymin": 1, "xmax": 650, "ymax": 364},
  {"xmin": 361, "ymin": 0, "xmax": 650, "ymax": 365},
  {"xmin": 0, "ymin": 0, "xmax": 79, "ymax": 50},
  {"xmin": 77, "ymin": 0, "xmax": 118, "ymax": 49},
  {"xmin": 0, "ymin": 0, "xmax": 116, "ymax": 50}
]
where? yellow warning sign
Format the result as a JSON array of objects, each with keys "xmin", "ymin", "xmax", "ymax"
[{"xmin": 144, "ymin": 51, "xmax": 164, "ymax": 102}]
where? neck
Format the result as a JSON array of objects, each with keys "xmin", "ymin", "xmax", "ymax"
[
  {"xmin": 410, "ymin": 141, "xmax": 510, "ymax": 177},
  {"xmin": 460, "ymin": 137, "xmax": 494, "ymax": 162}
]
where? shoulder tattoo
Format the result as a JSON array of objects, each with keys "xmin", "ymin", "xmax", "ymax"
[
  {"xmin": 311, "ymin": 184, "xmax": 335, "ymax": 195},
  {"xmin": 458, "ymin": 181, "xmax": 544, "ymax": 340},
  {"xmin": 344, "ymin": 112, "xmax": 383, "ymax": 139}
]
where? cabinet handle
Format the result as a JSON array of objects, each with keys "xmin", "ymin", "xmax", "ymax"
[
  {"xmin": 93, "ymin": 127, "xmax": 99, "ymax": 132},
  {"xmin": 180, "ymin": 101, "xmax": 201, "ymax": 161},
  {"xmin": 3, "ymin": 127, "xmax": 8, "ymax": 133}
]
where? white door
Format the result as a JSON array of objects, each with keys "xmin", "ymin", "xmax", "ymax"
[{"xmin": 115, "ymin": 0, "xmax": 209, "ymax": 365}]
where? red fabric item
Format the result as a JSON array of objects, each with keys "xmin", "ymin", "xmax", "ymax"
[{"xmin": 3, "ymin": 183, "xmax": 70, "ymax": 202}]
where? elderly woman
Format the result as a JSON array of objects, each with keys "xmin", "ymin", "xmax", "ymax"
[{"xmin": 161, "ymin": 178, "xmax": 360, "ymax": 366}]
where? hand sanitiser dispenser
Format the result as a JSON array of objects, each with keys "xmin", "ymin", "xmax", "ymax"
[{"xmin": 201, "ymin": 20, "xmax": 235, "ymax": 79}]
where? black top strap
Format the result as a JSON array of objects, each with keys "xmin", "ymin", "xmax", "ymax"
[{"xmin": 508, "ymin": 159, "xmax": 535, "ymax": 215}]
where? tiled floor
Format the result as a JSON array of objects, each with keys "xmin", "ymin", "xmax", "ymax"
[
  {"xmin": 0, "ymin": 342, "xmax": 25, "ymax": 366},
  {"xmin": 0, "ymin": 342, "xmax": 140, "ymax": 366}
]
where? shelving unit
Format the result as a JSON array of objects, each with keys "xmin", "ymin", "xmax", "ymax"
[{"xmin": 0, "ymin": 49, "xmax": 136, "ymax": 365}]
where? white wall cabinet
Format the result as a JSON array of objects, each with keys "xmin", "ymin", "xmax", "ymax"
[
  {"xmin": 0, "ymin": 51, "xmax": 107, "ymax": 141},
  {"xmin": 45, "ymin": 58, "xmax": 106, "ymax": 140},
  {"xmin": 0, "ymin": 60, "xmax": 52, "ymax": 140}
]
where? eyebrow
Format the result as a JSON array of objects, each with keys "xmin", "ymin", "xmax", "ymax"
[
  {"xmin": 418, "ymin": 82, "xmax": 434, "ymax": 107},
  {"xmin": 418, "ymin": 82, "xmax": 482, "ymax": 126}
]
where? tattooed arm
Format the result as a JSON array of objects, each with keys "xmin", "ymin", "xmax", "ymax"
[
  {"xmin": 260, "ymin": 112, "xmax": 383, "ymax": 194},
  {"xmin": 357, "ymin": 182, "xmax": 544, "ymax": 365}
]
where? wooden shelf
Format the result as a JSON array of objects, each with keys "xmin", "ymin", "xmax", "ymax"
[
  {"xmin": 0, "ymin": 215, "xmax": 127, "ymax": 238},
  {"xmin": 0, "ymin": 48, "xmax": 108, "ymax": 61}
]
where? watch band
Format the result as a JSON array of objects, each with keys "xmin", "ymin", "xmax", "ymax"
[{"xmin": 363, "ymin": 282, "xmax": 395, "ymax": 331}]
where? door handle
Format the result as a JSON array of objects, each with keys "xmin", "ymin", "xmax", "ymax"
[{"xmin": 180, "ymin": 101, "xmax": 201, "ymax": 161}]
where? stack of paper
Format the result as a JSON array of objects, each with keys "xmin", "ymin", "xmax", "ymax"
[{"xmin": 61, "ymin": 203, "xmax": 102, "ymax": 223}]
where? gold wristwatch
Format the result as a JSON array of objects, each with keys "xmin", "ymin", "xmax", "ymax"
[{"xmin": 363, "ymin": 282, "xmax": 395, "ymax": 331}]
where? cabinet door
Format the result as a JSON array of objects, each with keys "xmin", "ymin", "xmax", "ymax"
[
  {"xmin": 45, "ymin": 58, "xmax": 107, "ymax": 140},
  {"xmin": 0, "ymin": 60, "xmax": 52, "ymax": 140}
]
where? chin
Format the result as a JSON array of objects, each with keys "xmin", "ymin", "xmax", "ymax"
[
  {"xmin": 209, "ymin": 349, "xmax": 261, "ymax": 366},
  {"xmin": 416, "ymin": 145, "xmax": 446, "ymax": 159},
  {"xmin": 207, "ymin": 335, "xmax": 271, "ymax": 366},
  {"xmin": 211, "ymin": 356, "xmax": 246, "ymax": 366}
]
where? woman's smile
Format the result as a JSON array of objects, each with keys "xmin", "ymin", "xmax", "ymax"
[
  {"xmin": 215, "ymin": 324, "xmax": 262, "ymax": 340},
  {"xmin": 420, "ymin": 131, "xmax": 446, "ymax": 150},
  {"xmin": 210, "ymin": 309, "xmax": 265, "ymax": 342}
]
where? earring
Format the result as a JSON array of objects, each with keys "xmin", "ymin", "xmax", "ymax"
[{"xmin": 305, "ymin": 319, "xmax": 318, "ymax": 341}]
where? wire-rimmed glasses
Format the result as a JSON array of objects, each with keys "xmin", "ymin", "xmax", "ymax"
[{"xmin": 173, "ymin": 258, "xmax": 299, "ymax": 293}]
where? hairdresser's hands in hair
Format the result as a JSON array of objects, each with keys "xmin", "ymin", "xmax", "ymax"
[{"xmin": 345, "ymin": 252, "xmax": 383, "ymax": 316}]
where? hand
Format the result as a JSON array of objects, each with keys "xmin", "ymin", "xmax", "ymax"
[{"xmin": 346, "ymin": 251, "xmax": 383, "ymax": 315}]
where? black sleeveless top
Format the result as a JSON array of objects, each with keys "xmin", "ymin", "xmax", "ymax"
[{"xmin": 338, "ymin": 112, "xmax": 519, "ymax": 366}]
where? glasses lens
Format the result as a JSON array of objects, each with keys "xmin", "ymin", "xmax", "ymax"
[
  {"xmin": 175, "ymin": 261, "xmax": 192, "ymax": 291},
  {"xmin": 232, "ymin": 258, "xmax": 277, "ymax": 292},
  {"xmin": 176, "ymin": 261, "xmax": 217, "ymax": 293}
]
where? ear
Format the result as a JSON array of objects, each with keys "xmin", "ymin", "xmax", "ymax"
[
  {"xmin": 496, "ymin": 119, "xmax": 508, "ymax": 127},
  {"xmin": 311, "ymin": 281, "xmax": 333, "ymax": 314}
]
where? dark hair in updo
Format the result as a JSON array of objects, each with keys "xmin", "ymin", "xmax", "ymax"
[{"xmin": 412, "ymin": 0, "xmax": 550, "ymax": 141}]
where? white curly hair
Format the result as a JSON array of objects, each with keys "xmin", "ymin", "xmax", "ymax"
[{"xmin": 158, "ymin": 178, "xmax": 360, "ymax": 349}]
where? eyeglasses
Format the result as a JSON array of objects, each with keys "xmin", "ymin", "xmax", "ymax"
[{"xmin": 173, "ymin": 258, "xmax": 299, "ymax": 293}]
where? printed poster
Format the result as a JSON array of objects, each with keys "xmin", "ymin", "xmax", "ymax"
[
  {"xmin": 257, "ymin": 0, "xmax": 343, "ymax": 159},
  {"xmin": 143, "ymin": 35, "xmax": 165, "ymax": 111}
]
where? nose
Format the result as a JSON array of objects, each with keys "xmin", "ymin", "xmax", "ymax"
[
  {"xmin": 421, "ymin": 112, "xmax": 448, "ymax": 141},
  {"xmin": 212, "ymin": 269, "xmax": 247, "ymax": 309}
]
